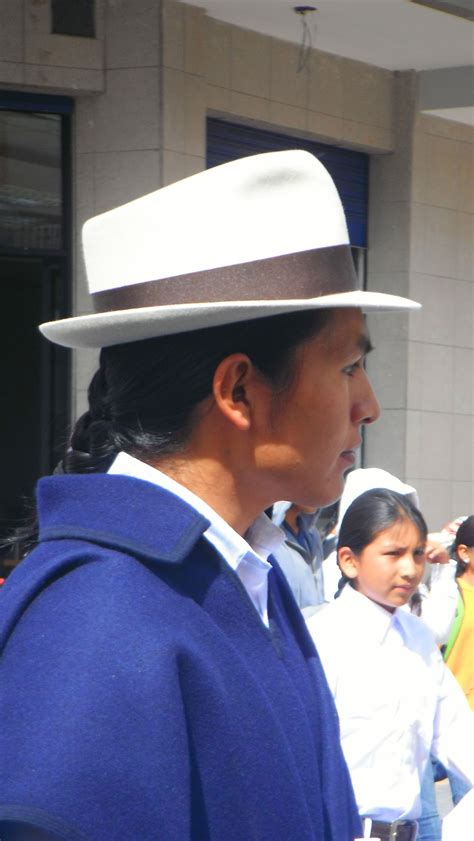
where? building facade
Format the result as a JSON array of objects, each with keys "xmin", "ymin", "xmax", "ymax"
[{"xmin": 0, "ymin": 0, "xmax": 472, "ymax": 534}]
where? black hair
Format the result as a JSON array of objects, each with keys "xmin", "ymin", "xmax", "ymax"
[
  {"xmin": 9, "ymin": 308, "xmax": 332, "ymax": 559},
  {"xmin": 334, "ymin": 487, "xmax": 428, "ymax": 597},
  {"xmin": 64, "ymin": 309, "xmax": 332, "ymax": 474},
  {"xmin": 453, "ymin": 515, "xmax": 474, "ymax": 577}
]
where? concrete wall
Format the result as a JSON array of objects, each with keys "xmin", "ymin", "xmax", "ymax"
[
  {"xmin": 161, "ymin": 0, "xmax": 394, "ymax": 190},
  {"xmin": 406, "ymin": 113, "xmax": 473, "ymax": 525},
  {"xmin": 1, "ymin": 0, "xmax": 472, "ymax": 526},
  {"xmin": 365, "ymin": 73, "xmax": 474, "ymax": 527}
]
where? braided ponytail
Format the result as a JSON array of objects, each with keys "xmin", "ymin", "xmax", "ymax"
[{"xmin": 63, "ymin": 367, "xmax": 118, "ymax": 474}]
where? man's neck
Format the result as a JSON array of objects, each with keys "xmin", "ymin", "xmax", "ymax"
[{"xmin": 149, "ymin": 454, "xmax": 264, "ymax": 537}]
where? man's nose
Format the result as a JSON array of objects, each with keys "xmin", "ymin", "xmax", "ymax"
[{"xmin": 352, "ymin": 369, "xmax": 381, "ymax": 426}]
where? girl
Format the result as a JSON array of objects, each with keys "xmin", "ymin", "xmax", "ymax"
[
  {"xmin": 307, "ymin": 488, "xmax": 474, "ymax": 841},
  {"xmin": 444, "ymin": 514, "xmax": 474, "ymax": 710}
]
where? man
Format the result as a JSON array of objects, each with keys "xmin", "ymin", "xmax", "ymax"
[
  {"xmin": 272, "ymin": 501, "xmax": 325, "ymax": 612},
  {"xmin": 0, "ymin": 150, "xmax": 419, "ymax": 840}
]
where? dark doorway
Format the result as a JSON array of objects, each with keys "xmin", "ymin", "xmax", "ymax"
[
  {"xmin": 0, "ymin": 258, "xmax": 70, "ymax": 573},
  {"xmin": 0, "ymin": 94, "xmax": 72, "ymax": 577}
]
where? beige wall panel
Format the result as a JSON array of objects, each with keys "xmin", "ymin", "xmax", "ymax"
[
  {"xmin": 163, "ymin": 68, "xmax": 206, "ymax": 156},
  {"xmin": 453, "ymin": 348, "xmax": 474, "ymax": 415},
  {"xmin": 407, "ymin": 342, "xmax": 454, "ymax": 413},
  {"xmin": 25, "ymin": 0, "xmax": 50, "ymax": 36},
  {"xmin": 408, "ymin": 274, "xmax": 456, "ymax": 346},
  {"xmin": 182, "ymin": 74, "xmax": 207, "ymax": 155},
  {"xmin": 363, "ymin": 409, "xmax": 406, "ymax": 480},
  {"xmin": 368, "ymin": 201, "xmax": 411, "ymax": 273},
  {"xmin": 163, "ymin": 0, "xmax": 185, "ymax": 70},
  {"xmin": 0, "ymin": 60, "xmax": 24, "ymax": 85},
  {"xmin": 268, "ymin": 101, "xmax": 307, "ymax": 133},
  {"xmin": 456, "ymin": 212, "xmax": 474, "ymax": 282},
  {"xmin": 163, "ymin": 67, "xmax": 185, "ymax": 150},
  {"xmin": 207, "ymin": 84, "xmax": 232, "ymax": 113},
  {"xmin": 411, "ymin": 204, "xmax": 458, "ymax": 277},
  {"xmin": 451, "ymin": 482, "xmax": 474, "ymax": 518},
  {"xmin": 305, "ymin": 111, "xmax": 343, "ymax": 143},
  {"xmin": 205, "ymin": 18, "xmax": 231, "ymax": 89},
  {"xmin": 0, "ymin": 0, "xmax": 23, "ymax": 62},
  {"xmin": 184, "ymin": 4, "xmax": 206, "ymax": 77},
  {"xmin": 25, "ymin": 32, "xmax": 103, "ymax": 70},
  {"xmin": 370, "ymin": 150, "xmax": 410, "ymax": 204},
  {"xmin": 452, "ymin": 415, "xmax": 473, "ymax": 482},
  {"xmin": 270, "ymin": 40, "xmax": 307, "ymax": 108},
  {"xmin": 229, "ymin": 92, "xmax": 271, "ymax": 122},
  {"xmin": 75, "ymin": 97, "xmax": 97, "ymax": 155},
  {"xmin": 230, "ymin": 28, "xmax": 271, "ymax": 99},
  {"xmin": 342, "ymin": 59, "xmax": 393, "ymax": 129},
  {"xmin": 452, "ymin": 278, "xmax": 474, "ymax": 348},
  {"xmin": 23, "ymin": 64, "xmax": 103, "ymax": 93},
  {"xmin": 307, "ymin": 50, "xmax": 343, "ymax": 118},
  {"xmin": 93, "ymin": 149, "xmax": 161, "ymax": 214},
  {"xmin": 414, "ymin": 133, "xmax": 472, "ymax": 212},
  {"xmin": 340, "ymin": 119, "xmax": 392, "ymax": 152},
  {"xmin": 105, "ymin": 0, "xmax": 160, "ymax": 69},
  {"xmin": 410, "ymin": 479, "xmax": 452, "ymax": 531},
  {"xmin": 418, "ymin": 412, "xmax": 453, "ymax": 480},
  {"xmin": 90, "ymin": 67, "xmax": 160, "ymax": 153},
  {"xmin": 162, "ymin": 150, "xmax": 205, "ymax": 185},
  {"xmin": 405, "ymin": 409, "xmax": 422, "ymax": 479},
  {"xmin": 411, "ymin": 130, "xmax": 428, "ymax": 206},
  {"xmin": 417, "ymin": 113, "xmax": 473, "ymax": 144},
  {"xmin": 365, "ymin": 339, "xmax": 408, "ymax": 410},
  {"xmin": 73, "ymin": 349, "xmax": 100, "ymax": 395},
  {"xmin": 367, "ymin": 307, "xmax": 410, "ymax": 347},
  {"xmin": 74, "ymin": 151, "xmax": 95, "ymax": 236},
  {"xmin": 73, "ymin": 182, "xmax": 93, "ymax": 321},
  {"xmin": 457, "ymin": 141, "xmax": 474, "ymax": 215}
]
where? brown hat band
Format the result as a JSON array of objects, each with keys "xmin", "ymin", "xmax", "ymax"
[{"xmin": 92, "ymin": 244, "xmax": 358, "ymax": 313}]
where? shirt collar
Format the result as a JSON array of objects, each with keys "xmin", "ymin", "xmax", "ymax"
[
  {"xmin": 339, "ymin": 583, "xmax": 403, "ymax": 644},
  {"xmin": 108, "ymin": 452, "xmax": 284, "ymax": 574}
]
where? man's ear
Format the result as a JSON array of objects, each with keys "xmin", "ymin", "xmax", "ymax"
[
  {"xmin": 212, "ymin": 353, "xmax": 257, "ymax": 431},
  {"xmin": 338, "ymin": 546, "xmax": 359, "ymax": 580}
]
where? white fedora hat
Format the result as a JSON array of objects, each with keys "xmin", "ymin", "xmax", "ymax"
[{"xmin": 40, "ymin": 150, "xmax": 420, "ymax": 349}]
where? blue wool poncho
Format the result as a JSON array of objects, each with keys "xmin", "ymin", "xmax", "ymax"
[{"xmin": 0, "ymin": 474, "xmax": 361, "ymax": 841}]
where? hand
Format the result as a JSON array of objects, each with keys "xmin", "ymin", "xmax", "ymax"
[{"xmin": 425, "ymin": 537, "xmax": 450, "ymax": 564}]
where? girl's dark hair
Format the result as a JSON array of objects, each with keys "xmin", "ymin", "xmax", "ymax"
[
  {"xmin": 9, "ymin": 309, "xmax": 332, "ymax": 559},
  {"xmin": 454, "ymin": 515, "xmax": 474, "ymax": 577},
  {"xmin": 335, "ymin": 487, "xmax": 428, "ymax": 596},
  {"xmin": 64, "ymin": 308, "xmax": 332, "ymax": 474}
]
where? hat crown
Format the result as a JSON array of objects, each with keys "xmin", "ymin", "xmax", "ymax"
[{"xmin": 83, "ymin": 150, "xmax": 349, "ymax": 295}]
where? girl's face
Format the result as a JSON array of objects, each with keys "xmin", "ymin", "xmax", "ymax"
[{"xmin": 338, "ymin": 517, "xmax": 426, "ymax": 613}]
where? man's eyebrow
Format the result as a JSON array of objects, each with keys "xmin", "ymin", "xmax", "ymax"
[{"xmin": 357, "ymin": 334, "xmax": 374, "ymax": 355}]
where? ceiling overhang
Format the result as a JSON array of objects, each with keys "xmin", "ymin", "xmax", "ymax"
[{"xmin": 409, "ymin": 0, "xmax": 474, "ymax": 21}]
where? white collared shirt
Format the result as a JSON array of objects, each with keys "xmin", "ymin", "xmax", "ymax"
[
  {"xmin": 306, "ymin": 584, "xmax": 474, "ymax": 823},
  {"xmin": 108, "ymin": 452, "xmax": 285, "ymax": 627}
]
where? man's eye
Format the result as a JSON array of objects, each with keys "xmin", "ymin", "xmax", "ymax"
[{"xmin": 343, "ymin": 361, "xmax": 361, "ymax": 377}]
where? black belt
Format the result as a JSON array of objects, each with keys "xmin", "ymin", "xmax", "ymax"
[{"xmin": 370, "ymin": 819, "xmax": 417, "ymax": 841}]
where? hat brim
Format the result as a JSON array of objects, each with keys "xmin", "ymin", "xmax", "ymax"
[{"xmin": 39, "ymin": 290, "xmax": 420, "ymax": 349}]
